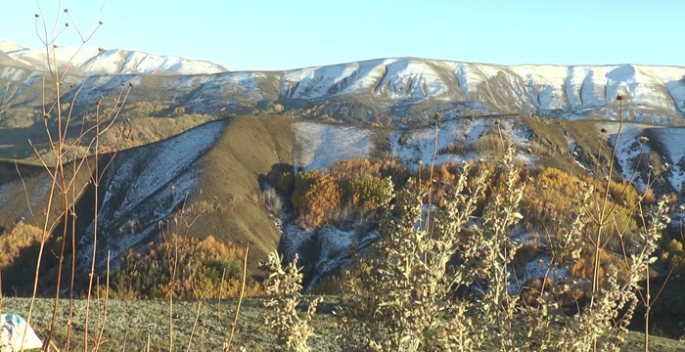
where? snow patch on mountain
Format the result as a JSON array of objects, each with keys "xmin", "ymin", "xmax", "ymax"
[
  {"xmin": 184, "ymin": 71, "xmax": 268, "ymax": 110},
  {"xmin": 375, "ymin": 59, "xmax": 451, "ymax": 99},
  {"xmin": 647, "ymin": 127, "xmax": 685, "ymax": 192},
  {"xmin": 292, "ymin": 117, "xmax": 536, "ymax": 178},
  {"xmin": 601, "ymin": 123, "xmax": 650, "ymax": 191},
  {"xmin": 600, "ymin": 122, "xmax": 685, "ymax": 193},
  {"xmin": 293, "ymin": 122, "xmax": 374, "ymax": 171},
  {"xmin": 391, "ymin": 118, "xmax": 535, "ymax": 170}
]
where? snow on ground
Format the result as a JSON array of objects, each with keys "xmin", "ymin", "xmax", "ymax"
[
  {"xmin": 507, "ymin": 255, "xmax": 569, "ymax": 295},
  {"xmin": 390, "ymin": 118, "xmax": 535, "ymax": 171},
  {"xmin": 647, "ymin": 127, "xmax": 685, "ymax": 192},
  {"xmin": 281, "ymin": 60, "xmax": 383, "ymax": 99},
  {"xmin": 278, "ymin": 58, "xmax": 685, "ymax": 121},
  {"xmin": 599, "ymin": 123, "xmax": 651, "ymax": 192},
  {"xmin": 4, "ymin": 39, "xmax": 685, "ymax": 122},
  {"xmin": 293, "ymin": 117, "xmax": 538, "ymax": 179},
  {"xmin": 108, "ymin": 121, "xmax": 224, "ymax": 219},
  {"xmin": 79, "ymin": 120, "xmax": 227, "ymax": 271},
  {"xmin": 280, "ymin": 219, "xmax": 379, "ymax": 292},
  {"xmin": 293, "ymin": 122, "xmax": 374, "ymax": 171},
  {"xmin": 505, "ymin": 232, "xmax": 571, "ymax": 295},
  {"xmin": 599, "ymin": 123, "xmax": 685, "ymax": 193},
  {"xmin": 374, "ymin": 59, "xmax": 450, "ymax": 99}
]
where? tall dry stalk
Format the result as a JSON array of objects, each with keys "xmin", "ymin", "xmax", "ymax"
[
  {"xmin": 222, "ymin": 245, "xmax": 249, "ymax": 352},
  {"xmin": 10, "ymin": 2, "xmax": 130, "ymax": 351}
]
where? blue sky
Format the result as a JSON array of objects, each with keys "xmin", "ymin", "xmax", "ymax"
[{"xmin": 0, "ymin": 0, "xmax": 683, "ymax": 71}]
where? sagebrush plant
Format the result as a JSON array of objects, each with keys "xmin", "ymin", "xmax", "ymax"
[
  {"xmin": 338, "ymin": 145, "xmax": 528, "ymax": 351},
  {"xmin": 260, "ymin": 252, "xmax": 323, "ymax": 352},
  {"xmin": 334, "ymin": 113, "xmax": 672, "ymax": 352}
]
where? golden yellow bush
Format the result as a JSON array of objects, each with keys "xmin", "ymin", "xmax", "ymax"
[
  {"xmin": 111, "ymin": 235, "xmax": 257, "ymax": 299},
  {"xmin": 0, "ymin": 223, "xmax": 44, "ymax": 268}
]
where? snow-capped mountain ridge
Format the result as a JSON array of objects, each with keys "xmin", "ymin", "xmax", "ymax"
[
  {"xmin": 275, "ymin": 58, "xmax": 685, "ymax": 122},
  {"xmin": 0, "ymin": 40, "xmax": 227, "ymax": 75},
  {"xmin": 1, "ymin": 38, "xmax": 685, "ymax": 124}
]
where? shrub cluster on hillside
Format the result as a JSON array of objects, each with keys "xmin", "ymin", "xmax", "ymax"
[
  {"xmin": 273, "ymin": 158, "xmax": 407, "ymax": 228},
  {"xmin": 110, "ymin": 235, "xmax": 258, "ymax": 300}
]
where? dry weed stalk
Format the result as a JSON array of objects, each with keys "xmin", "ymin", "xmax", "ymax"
[
  {"xmin": 9, "ymin": 2, "xmax": 131, "ymax": 352},
  {"xmin": 260, "ymin": 252, "xmax": 323, "ymax": 352}
]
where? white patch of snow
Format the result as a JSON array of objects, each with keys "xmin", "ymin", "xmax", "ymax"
[
  {"xmin": 646, "ymin": 127, "xmax": 685, "ymax": 192},
  {"xmin": 508, "ymin": 255, "xmax": 569, "ymax": 295},
  {"xmin": 293, "ymin": 122, "xmax": 373, "ymax": 171},
  {"xmin": 600, "ymin": 123, "xmax": 651, "ymax": 192}
]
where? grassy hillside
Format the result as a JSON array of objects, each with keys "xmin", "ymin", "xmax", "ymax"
[{"xmin": 186, "ymin": 115, "xmax": 296, "ymax": 271}]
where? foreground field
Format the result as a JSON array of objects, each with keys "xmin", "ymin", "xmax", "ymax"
[{"xmin": 1, "ymin": 297, "xmax": 683, "ymax": 352}]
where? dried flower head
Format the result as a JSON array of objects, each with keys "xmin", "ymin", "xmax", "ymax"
[
  {"xmin": 601, "ymin": 127, "xmax": 607, "ymax": 133},
  {"xmin": 639, "ymin": 136, "xmax": 649, "ymax": 143},
  {"xmin": 64, "ymin": 8, "xmax": 69, "ymax": 13},
  {"xmin": 34, "ymin": 14, "xmax": 39, "ymax": 18},
  {"xmin": 616, "ymin": 94, "xmax": 625, "ymax": 101}
]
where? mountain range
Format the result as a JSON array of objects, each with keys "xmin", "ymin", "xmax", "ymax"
[{"xmin": 1, "ymin": 40, "xmax": 684, "ymax": 125}]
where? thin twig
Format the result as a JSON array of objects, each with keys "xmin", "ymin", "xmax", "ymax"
[{"xmin": 224, "ymin": 245, "xmax": 249, "ymax": 352}]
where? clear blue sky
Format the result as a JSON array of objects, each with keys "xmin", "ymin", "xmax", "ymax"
[{"xmin": 1, "ymin": 0, "xmax": 683, "ymax": 71}]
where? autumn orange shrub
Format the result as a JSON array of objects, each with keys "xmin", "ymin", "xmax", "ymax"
[
  {"xmin": 111, "ymin": 235, "xmax": 258, "ymax": 299},
  {"xmin": 0, "ymin": 222, "xmax": 43, "ymax": 268},
  {"xmin": 285, "ymin": 159, "xmax": 402, "ymax": 227},
  {"xmin": 331, "ymin": 158, "xmax": 381, "ymax": 181},
  {"xmin": 292, "ymin": 170, "xmax": 343, "ymax": 228}
]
